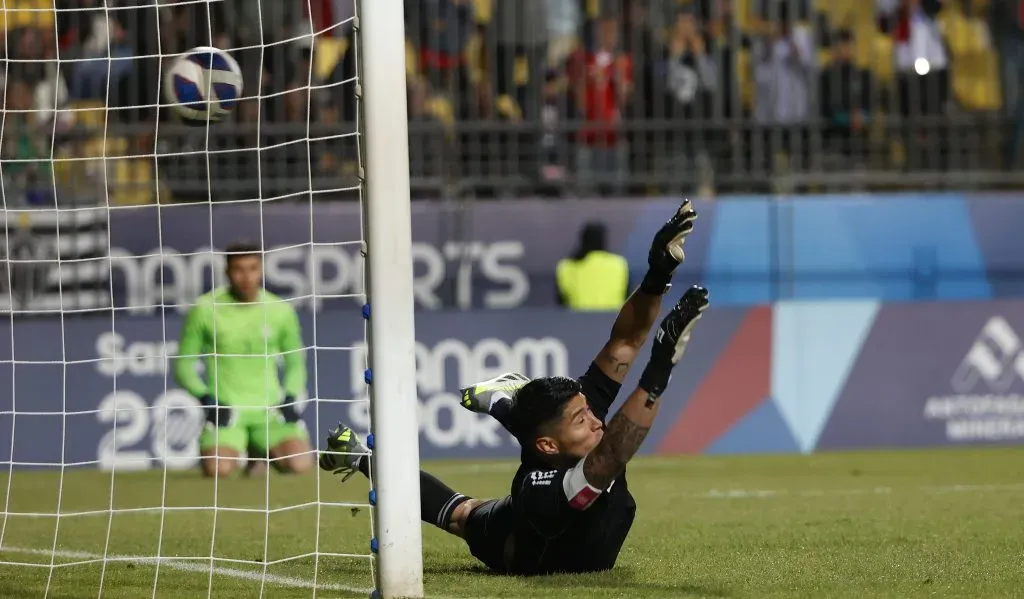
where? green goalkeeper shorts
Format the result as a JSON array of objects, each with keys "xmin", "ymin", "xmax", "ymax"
[{"xmin": 198, "ymin": 406, "xmax": 308, "ymax": 454}]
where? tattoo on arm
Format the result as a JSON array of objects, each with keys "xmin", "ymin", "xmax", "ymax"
[
  {"xmin": 644, "ymin": 392, "xmax": 658, "ymax": 409},
  {"xmin": 597, "ymin": 348, "xmax": 634, "ymax": 382},
  {"xmin": 582, "ymin": 411, "xmax": 651, "ymax": 490},
  {"xmin": 594, "ymin": 287, "xmax": 665, "ymax": 382}
]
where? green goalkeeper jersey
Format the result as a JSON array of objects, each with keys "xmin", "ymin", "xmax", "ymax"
[{"xmin": 174, "ymin": 287, "xmax": 306, "ymax": 407}]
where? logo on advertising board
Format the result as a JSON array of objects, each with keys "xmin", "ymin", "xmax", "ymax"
[
  {"xmin": 0, "ymin": 209, "xmax": 110, "ymax": 312},
  {"xmin": 5, "ymin": 217, "xmax": 52, "ymax": 308},
  {"xmin": 343, "ymin": 336, "xmax": 569, "ymax": 452},
  {"xmin": 924, "ymin": 316, "xmax": 1024, "ymax": 442}
]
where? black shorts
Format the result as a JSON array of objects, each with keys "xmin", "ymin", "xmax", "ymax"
[{"xmin": 463, "ymin": 496, "xmax": 515, "ymax": 572}]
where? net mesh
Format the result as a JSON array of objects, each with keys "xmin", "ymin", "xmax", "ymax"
[{"xmin": 0, "ymin": 1, "xmax": 375, "ymax": 596}]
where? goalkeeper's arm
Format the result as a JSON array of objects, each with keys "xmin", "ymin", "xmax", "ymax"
[
  {"xmin": 277, "ymin": 305, "xmax": 307, "ymax": 423},
  {"xmin": 591, "ymin": 200, "xmax": 696, "ymax": 388},
  {"xmin": 174, "ymin": 304, "xmax": 210, "ymax": 400},
  {"xmin": 174, "ymin": 305, "xmax": 228, "ymax": 426},
  {"xmin": 580, "ymin": 286, "xmax": 708, "ymax": 493}
]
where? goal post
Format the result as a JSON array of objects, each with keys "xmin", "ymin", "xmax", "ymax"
[
  {"xmin": 358, "ymin": 1, "xmax": 425, "ymax": 597},
  {"xmin": 0, "ymin": 1, "xmax": 423, "ymax": 596}
]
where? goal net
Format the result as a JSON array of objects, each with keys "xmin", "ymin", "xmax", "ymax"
[{"xmin": 0, "ymin": 1, "xmax": 421, "ymax": 597}]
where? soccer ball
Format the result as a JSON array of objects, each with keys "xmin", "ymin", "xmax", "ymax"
[{"xmin": 164, "ymin": 46, "xmax": 243, "ymax": 125}]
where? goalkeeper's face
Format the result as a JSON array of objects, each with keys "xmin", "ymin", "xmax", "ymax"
[
  {"xmin": 536, "ymin": 393, "xmax": 604, "ymax": 461},
  {"xmin": 226, "ymin": 255, "xmax": 263, "ymax": 301}
]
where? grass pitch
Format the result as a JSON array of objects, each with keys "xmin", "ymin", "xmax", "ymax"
[{"xmin": 0, "ymin": 447, "xmax": 1022, "ymax": 598}]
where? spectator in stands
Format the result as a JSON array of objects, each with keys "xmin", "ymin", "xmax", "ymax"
[
  {"xmin": 700, "ymin": 0, "xmax": 744, "ymax": 195},
  {"xmin": 620, "ymin": 0, "xmax": 660, "ymax": 192},
  {"xmin": 489, "ymin": 0, "xmax": 550, "ymax": 186},
  {"xmin": 7, "ymin": 27, "xmax": 72, "ymax": 133},
  {"xmin": 878, "ymin": 0, "xmax": 949, "ymax": 170},
  {"xmin": 655, "ymin": 5, "xmax": 718, "ymax": 189},
  {"xmin": 705, "ymin": 0, "xmax": 742, "ymax": 120},
  {"xmin": 568, "ymin": 17, "xmax": 634, "ymax": 196},
  {"xmin": 406, "ymin": 0, "xmax": 476, "ymax": 117},
  {"xmin": 819, "ymin": 29, "xmax": 874, "ymax": 162},
  {"xmin": 2, "ymin": 79, "xmax": 54, "ymax": 206},
  {"xmin": 63, "ymin": 1, "xmax": 134, "ymax": 102},
  {"xmin": 556, "ymin": 222, "xmax": 629, "ymax": 311},
  {"xmin": 751, "ymin": 1, "xmax": 814, "ymax": 172},
  {"xmin": 990, "ymin": 0, "xmax": 1024, "ymax": 167},
  {"xmin": 493, "ymin": 0, "xmax": 549, "ymax": 120}
]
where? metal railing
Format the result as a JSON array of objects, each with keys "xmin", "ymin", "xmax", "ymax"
[
  {"xmin": 1, "ymin": 0, "xmax": 1019, "ymax": 204},
  {"xmin": 37, "ymin": 112, "xmax": 1008, "ymax": 205}
]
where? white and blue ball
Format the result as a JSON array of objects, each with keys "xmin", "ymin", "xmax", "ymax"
[{"xmin": 164, "ymin": 46, "xmax": 243, "ymax": 125}]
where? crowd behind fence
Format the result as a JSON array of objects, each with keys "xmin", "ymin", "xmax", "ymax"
[{"xmin": 1, "ymin": 0, "xmax": 1022, "ymax": 206}]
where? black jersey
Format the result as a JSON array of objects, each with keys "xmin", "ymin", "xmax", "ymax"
[{"xmin": 505, "ymin": 363, "xmax": 637, "ymax": 575}]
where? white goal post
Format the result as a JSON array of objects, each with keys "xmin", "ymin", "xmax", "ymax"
[
  {"xmin": 0, "ymin": 0, "xmax": 423, "ymax": 597},
  {"xmin": 359, "ymin": 0, "xmax": 425, "ymax": 597}
]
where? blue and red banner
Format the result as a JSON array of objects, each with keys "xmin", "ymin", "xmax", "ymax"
[{"xmin": 2, "ymin": 299, "xmax": 1023, "ymax": 470}]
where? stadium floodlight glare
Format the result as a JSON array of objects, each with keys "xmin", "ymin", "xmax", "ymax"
[{"xmin": 0, "ymin": 0, "xmax": 422, "ymax": 597}]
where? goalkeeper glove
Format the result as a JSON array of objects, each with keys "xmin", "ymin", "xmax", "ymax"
[
  {"xmin": 640, "ymin": 199, "xmax": 698, "ymax": 295},
  {"xmin": 638, "ymin": 285, "xmax": 709, "ymax": 400},
  {"xmin": 199, "ymin": 395, "xmax": 234, "ymax": 428},
  {"xmin": 278, "ymin": 396, "xmax": 301, "ymax": 423}
]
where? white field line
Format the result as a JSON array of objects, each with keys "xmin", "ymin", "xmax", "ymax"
[
  {"xmin": 0, "ymin": 545, "xmax": 515, "ymax": 599},
  {"xmin": 0, "ymin": 546, "xmax": 372, "ymax": 596},
  {"xmin": 4, "ymin": 481, "xmax": 1024, "ymax": 520}
]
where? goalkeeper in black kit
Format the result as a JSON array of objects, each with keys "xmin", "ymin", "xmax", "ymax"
[{"xmin": 319, "ymin": 200, "xmax": 708, "ymax": 575}]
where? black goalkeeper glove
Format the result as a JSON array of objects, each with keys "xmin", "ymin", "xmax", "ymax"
[
  {"xmin": 278, "ymin": 396, "xmax": 301, "ymax": 424},
  {"xmin": 640, "ymin": 199, "xmax": 698, "ymax": 295},
  {"xmin": 638, "ymin": 285, "xmax": 710, "ymax": 400},
  {"xmin": 199, "ymin": 395, "xmax": 234, "ymax": 428}
]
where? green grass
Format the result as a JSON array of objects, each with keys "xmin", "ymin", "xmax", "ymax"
[{"xmin": 1, "ymin": 447, "xmax": 1023, "ymax": 598}]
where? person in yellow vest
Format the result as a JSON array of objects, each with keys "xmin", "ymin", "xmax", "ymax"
[{"xmin": 556, "ymin": 222, "xmax": 630, "ymax": 311}]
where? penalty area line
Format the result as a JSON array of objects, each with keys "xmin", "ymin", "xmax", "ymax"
[{"xmin": 0, "ymin": 546, "xmax": 372, "ymax": 595}]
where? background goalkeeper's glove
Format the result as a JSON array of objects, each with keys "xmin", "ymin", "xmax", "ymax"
[
  {"xmin": 199, "ymin": 395, "xmax": 234, "ymax": 427},
  {"xmin": 640, "ymin": 199, "xmax": 697, "ymax": 295},
  {"xmin": 278, "ymin": 396, "xmax": 301, "ymax": 423},
  {"xmin": 638, "ymin": 285, "xmax": 709, "ymax": 399}
]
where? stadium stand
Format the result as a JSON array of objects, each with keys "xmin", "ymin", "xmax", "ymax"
[{"xmin": 1, "ymin": 0, "xmax": 1020, "ymax": 203}]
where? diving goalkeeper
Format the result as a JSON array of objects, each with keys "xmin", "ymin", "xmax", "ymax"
[
  {"xmin": 174, "ymin": 242, "xmax": 313, "ymax": 478},
  {"xmin": 320, "ymin": 200, "xmax": 706, "ymax": 575}
]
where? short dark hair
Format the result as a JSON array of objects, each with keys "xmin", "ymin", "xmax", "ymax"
[
  {"xmin": 224, "ymin": 241, "xmax": 262, "ymax": 267},
  {"xmin": 574, "ymin": 222, "xmax": 607, "ymax": 259},
  {"xmin": 508, "ymin": 376, "xmax": 582, "ymax": 447}
]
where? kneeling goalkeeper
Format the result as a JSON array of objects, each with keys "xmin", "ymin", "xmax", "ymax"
[
  {"xmin": 174, "ymin": 242, "xmax": 313, "ymax": 478},
  {"xmin": 320, "ymin": 201, "xmax": 707, "ymax": 574}
]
